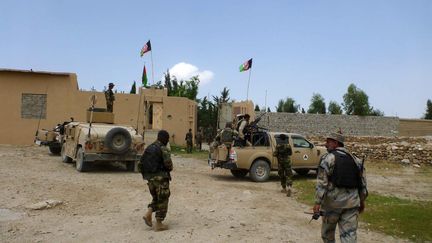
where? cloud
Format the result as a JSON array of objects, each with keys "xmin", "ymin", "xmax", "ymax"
[{"xmin": 169, "ymin": 62, "xmax": 214, "ymax": 85}]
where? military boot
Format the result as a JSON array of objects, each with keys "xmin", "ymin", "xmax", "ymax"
[
  {"xmin": 143, "ymin": 208, "xmax": 153, "ymax": 227},
  {"xmin": 286, "ymin": 186, "xmax": 292, "ymax": 197},
  {"xmin": 154, "ymin": 219, "xmax": 168, "ymax": 231}
]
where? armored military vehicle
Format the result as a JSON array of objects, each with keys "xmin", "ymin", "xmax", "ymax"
[
  {"xmin": 209, "ymin": 131, "xmax": 327, "ymax": 182},
  {"xmin": 34, "ymin": 124, "xmax": 65, "ymax": 155},
  {"xmin": 60, "ymin": 109, "xmax": 144, "ymax": 172}
]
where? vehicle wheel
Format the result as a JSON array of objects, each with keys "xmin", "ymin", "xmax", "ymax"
[
  {"xmin": 61, "ymin": 143, "xmax": 72, "ymax": 163},
  {"xmin": 294, "ymin": 169, "xmax": 310, "ymax": 176},
  {"xmin": 76, "ymin": 147, "xmax": 89, "ymax": 172},
  {"xmin": 104, "ymin": 127, "xmax": 132, "ymax": 154},
  {"xmin": 249, "ymin": 160, "xmax": 270, "ymax": 182},
  {"xmin": 230, "ymin": 169, "xmax": 249, "ymax": 178},
  {"xmin": 126, "ymin": 161, "xmax": 136, "ymax": 172},
  {"xmin": 49, "ymin": 144, "xmax": 61, "ymax": 155}
]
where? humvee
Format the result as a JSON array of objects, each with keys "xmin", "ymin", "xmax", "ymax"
[
  {"xmin": 60, "ymin": 109, "xmax": 145, "ymax": 172},
  {"xmin": 34, "ymin": 124, "xmax": 64, "ymax": 155},
  {"xmin": 209, "ymin": 131, "xmax": 327, "ymax": 182}
]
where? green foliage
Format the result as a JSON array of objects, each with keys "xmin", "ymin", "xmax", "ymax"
[
  {"xmin": 267, "ymin": 107, "xmax": 271, "ymax": 112},
  {"xmin": 170, "ymin": 144, "xmax": 209, "ymax": 160},
  {"xmin": 276, "ymin": 97, "xmax": 299, "ymax": 113},
  {"xmin": 369, "ymin": 109, "xmax": 384, "ymax": 116},
  {"xmin": 342, "ymin": 84, "xmax": 373, "ymax": 116},
  {"xmin": 254, "ymin": 104, "xmax": 260, "ymax": 111},
  {"xmin": 424, "ymin": 99, "xmax": 432, "ymax": 119},
  {"xmin": 307, "ymin": 93, "xmax": 326, "ymax": 114},
  {"xmin": 130, "ymin": 81, "xmax": 136, "ymax": 94},
  {"xmin": 163, "ymin": 70, "xmax": 199, "ymax": 100},
  {"xmin": 328, "ymin": 101, "xmax": 343, "ymax": 114}
]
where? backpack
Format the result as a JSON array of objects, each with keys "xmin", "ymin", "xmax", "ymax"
[
  {"xmin": 330, "ymin": 150, "xmax": 361, "ymax": 189},
  {"xmin": 139, "ymin": 142, "xmax": 163, "ymax": 174}
]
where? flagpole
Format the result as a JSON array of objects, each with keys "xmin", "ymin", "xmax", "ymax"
[
  {"xmin": 246, "ymin": 68, "xmax": 252, "ymax": 101},
  {"xmin": 150, "ymin": 50, "xmax": 155, "ymax": 85},
  {"xmin": 136, "ymin": 85, "xmax": 143, "ymax": 135}
]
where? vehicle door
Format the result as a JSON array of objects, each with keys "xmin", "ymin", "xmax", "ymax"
[
  {"xmin": 289, "ymin": 135, "xmax": 316, "ymax": 167},
  {"xmin": 234, "ymin": 131, "xmax": 272, "ymax": 169}
]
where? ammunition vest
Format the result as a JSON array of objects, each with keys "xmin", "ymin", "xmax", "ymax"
[
  {"xmin": 140, "ymin": 142, "xmax": 164, "ymax": 174},
  {"xmin": 330, "ymin": 150, "xmax": 361, "ymax": 189},
  {"xmin": 276, "ymin": 144, "xmax": 292, "ymax": 159},
  {"xmin": 221, "ymin": 128, "xmax": 234, "ymax": 143}
]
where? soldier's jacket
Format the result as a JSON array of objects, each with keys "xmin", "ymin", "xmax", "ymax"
[
  {"xmin": 185, "ymin": 132, "xmax": 193, "ymax": 143},
  {"xmin": 216, "ymin": 128, "xmax": 238, "ymax": 144},
  {"xmin": 273, "ymin": 143, "xmax": 292, "ymax": 164},
  {"xmin": 142, "ymin": 140, "xmax": 173, "ymax": 180},
  {"xmin": 315, "ymin": 147, "xmax": 368, "ymax": 209},
  {"xmin": 105, "ymin": 89, "xmax": 115, "ymax": 103}
]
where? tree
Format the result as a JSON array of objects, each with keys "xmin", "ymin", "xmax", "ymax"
[
  {"xmin": 307, "ymin": 93, "xmax": 326, "ymax": 114},
  {"xmin": 130, "ymin": 81, "xmax": 136, "ymax": 94},
  {"xmin": 424, "ymin": 99, "xmax": 432, "ymax": 119},
  {"xmin": 276, "ymin": 97, "xmax": 299, "ymax": 113},
  {"xmin": 342, "ymin": 84, "xmax": 372, "ymax": 116},
  {"xmin": 254, "ymin": 105, "xmax": 260, "ymax": 111},
  {"xmin": 369, "ymin": 109, "xmax": 384, "ymax": 116},
  {"xmin": 162, "ymin": 70, "xmax": 200, "ymax": 101},
  {"xmin": 328, "ymin": 101, "xmax": 342, "ymax": 115},
  {"xmin": 267, "ymin": 107, "xmax": 271, "ymax": 112}
]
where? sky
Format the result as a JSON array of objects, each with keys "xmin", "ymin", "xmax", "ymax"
[{"xmin": 1, "ymin": 0, "xmax": 431, "ymax": 118}]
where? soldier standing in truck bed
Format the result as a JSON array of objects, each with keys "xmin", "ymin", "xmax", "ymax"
[{"xmin": 105, "ymin": 82, "xmax": 115, "ymax": 112}]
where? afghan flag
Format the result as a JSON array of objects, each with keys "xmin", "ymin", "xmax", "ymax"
[
  {"xmin": 239, "ymin": 58, "xmax": 252, "ymax": 72},
  {"xmin": 140, "ymin": 40, "xmax": 152, "ymax": 57},
  {"xmin": 142, "ymin": 65, "xmax": 148, "ymax": 86}
]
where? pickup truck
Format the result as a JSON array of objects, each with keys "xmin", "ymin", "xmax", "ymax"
[{"xmin": 209, "ymin": 131, "xmax": 327, "ymax": 182}]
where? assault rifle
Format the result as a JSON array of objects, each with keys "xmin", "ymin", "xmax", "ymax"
[
  {"xmin": 245, "ymin": 112, "xmax": 268, "ymax": 133},
  {"xmin": 304, "ymin": 211, "xmax": 325, "ymax": 223}
]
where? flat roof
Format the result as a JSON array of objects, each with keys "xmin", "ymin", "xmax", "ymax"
[{"xmin": 0, "ymin": 68, "xmax": 72, "ymax": 76}]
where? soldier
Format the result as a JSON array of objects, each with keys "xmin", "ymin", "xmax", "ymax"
[
  {"xmin": 185, "ymin": 129, "xmax": 193, "ymax": 153},
  {"xmin": 273, "ymin": 134, "xmax": 293, "ymax": 196},
  {"xmin": 195, "ymin": 127, "xmax": 203, "ymax": 151},
  {"xmin": 141, "ymin": 130, "xmax": 173, "ymax": 231},
  {"xmin": 236, "ymin": 114, "xmax": 250, "ymax": 146},
  {"xmin": 104, "ymin": 82, "xmax": 115, "ymax": 112},
  {"xmin": 215, "ymin": 122, "xmax": 238, "ymax": 160},
  {"xmin": 313, "ymin": 132, "xmax": 368, "ymax": 243}
]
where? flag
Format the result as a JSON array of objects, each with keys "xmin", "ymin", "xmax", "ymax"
[
  {"xmin": 140, "ymin": 40, "xmax": 152, "ymax": 57},
  {"xmin": 239, "ymin": 58, "xmax": 253, "ymax": 72},
  {"xmin": 142, "ymin": 65, "xmax": 148, "ymax": 86},
  {"xmin": 130, "ymin": 81, "xmax": 136, "ymax": 94}
]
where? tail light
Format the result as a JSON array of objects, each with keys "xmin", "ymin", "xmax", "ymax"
[
  {"xmin": 229, "ymin": 148, "xmax": 237, "ymax": 162},
  {"xmin": 85, "ymin": 141, "xmax": 94, "ymax": 150}
]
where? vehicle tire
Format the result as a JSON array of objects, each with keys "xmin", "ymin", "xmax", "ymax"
[
  {"xmin": 294, "ymin": 169, "xmax": 310, "ymax": 176},
  {"xmin": 230, "ymin": 169, "xmax": 249, "ymax": 178},
  {"xmin": 61, "ymin": 143, "xmax": 72, "ymax": 163},
  {"xmin": 76, "ymin": 147, "xmax": 89, "ymax": 172},
  {"xmin": 104, "ymin": 127, "xmax": 132, "ymax": 155},
  {"xmin": 249, "ymin": 160, "xmax": 270, "ymax": 182},
  {"xmin": 49, "ymin": 143, "xmax": 61, "ymax": 155},
  {"xmin": 126, "ymin": 161, "xmax": 136, "ymax": 172}
]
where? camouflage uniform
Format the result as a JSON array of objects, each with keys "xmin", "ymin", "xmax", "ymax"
[
  {"xmin": 273, "ymin": 143, "xmax": 293, "ymax": 189},
  {"xmin": 215, "ymin": 127, "xmax": 238, "ymax": 161},
  {"xmin": 185, "ymin": 131, "xmax": 193, "ymax": 153},
  {"xmin": 315, "ymin": 147, "xmax": 368, "ymax": 243},
  {"xmin": 104, "ymin": 89, "xmax": 115, "ymax": 112},
  {"xmin": 143, "ymin": 140, "xmax": 173, "ymax": 221},
  {"xmin": 195, "ymin": 130, "xmax": 203, "ymax": 151}
]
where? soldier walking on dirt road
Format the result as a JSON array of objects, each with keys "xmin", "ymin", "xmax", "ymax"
[
  {"xmin": 140, "ymin": 130, "xmax": 173, "ymax": 231},
  {"xmin": 273, "ymin": 134, "xmax": 293, "ymax": 196},
  {"xmin": 313, "ymin": 132, "xmax": 368, "ymax": 242}
]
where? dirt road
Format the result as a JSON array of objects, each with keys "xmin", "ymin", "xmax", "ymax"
[{"xmin": 0, "ymin": 145, "xmax": 416, "ymax": 242}]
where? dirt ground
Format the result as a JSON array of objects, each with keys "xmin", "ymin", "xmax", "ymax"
[{"xmin": 1, "ymin": 145, "xmax": 428, "ymax": 242}]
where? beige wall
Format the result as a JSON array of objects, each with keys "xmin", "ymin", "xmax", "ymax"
[
  {"xmin": 0, "ymin": 69, "xmax": 196, "ymax": 146},
  {"xmin": 399, "ymin": 119, "xmax": 432, "ymax": 136}
]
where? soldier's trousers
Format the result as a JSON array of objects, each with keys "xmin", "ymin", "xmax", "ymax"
[
  {"xmin": 186, "ymin": 142, "xmax": 193, "ymax": 153},
  {"xmin": 106, "ymin": 103, "xmax": 113, "ymax": 113},
  {"xmin": 321, "ymin": 207, "xmax": 359, "ymax": 243},
  {"xmin": 278, "ymin": 161, "xmax": 293, "ymax": 188},
  {"xmin": 147, "ymin": 176, "xmax": 171, "ymax": 221}
]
